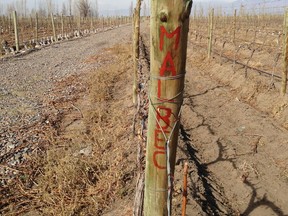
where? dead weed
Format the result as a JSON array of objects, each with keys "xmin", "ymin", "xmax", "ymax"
[{"xmin": 0, "ymin": 43, "xmax": 136, "ymax": 215}]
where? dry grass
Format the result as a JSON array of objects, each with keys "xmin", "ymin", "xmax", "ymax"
[{"xmin": 0, "ymin": 43, "xmax": 136, "ymax": 215}]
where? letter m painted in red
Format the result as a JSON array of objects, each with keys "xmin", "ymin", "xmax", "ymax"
[{"xmin": 160, "ymin": 26, "xmax": 181, "ymax": 51}]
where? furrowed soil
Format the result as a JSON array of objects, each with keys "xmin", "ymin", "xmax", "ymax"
[{"xmin": 1, "ymin": 21, "xmax": 288, "ymax": 216}]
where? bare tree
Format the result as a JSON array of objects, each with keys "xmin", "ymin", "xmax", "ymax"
[
  {"xmin": 68, "ymin": 0, "xmax": 73, "ymax": 16},
  {"xmin": 39, "ymin": 9, "xmax": 47, "ymax": 17},
  {"xmin": 23, "ymin": 0, "xmax": 27, "ymax": 17},
  {"xmin": 93, "ymin": 0, "xmax": 99, "ymax": 18},
  {"xmin": 46, "ymin": 0, "xmax": 54, "ymax": 16},
  {"xmin": 143, "ymin": 1, "xmax": 147, "ymax": 17},
  {"xmin": 38, "ymin": 2, "xmax": 47, "ymax": 17},
  {"xmin": 15, "ymin": 0, "xmax": 24, "ymax": 16},
  {"xmin": 15, "ymin": 0, "xmax": 27, "ymax": 17},
  {"xmin": 6, "ymin": 3, "xmax": 15, "ymax": 15},
  {"xmin": 129, "ymin": 1, "xmax": 133, "ymax": 17},
  {"xmin": 0, "ymin": 2, "xmax": 3, "ymax": 15},
  {"xmin": 77, "ymin": 0, "xmax": 91, "ymax": 18},
  {"xmin": 62, "ymin": 2, "xmax": 67, "ymax": 15}
]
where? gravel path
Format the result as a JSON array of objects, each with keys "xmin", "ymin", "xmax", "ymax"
[{"xmin": 0, "ymin": 25, "xmax": 132, "ymax": 180}]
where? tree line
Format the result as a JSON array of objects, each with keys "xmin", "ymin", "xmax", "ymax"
[{"xmin": 0, "ymin": 0, "xmax": 99, "ymax": 18}]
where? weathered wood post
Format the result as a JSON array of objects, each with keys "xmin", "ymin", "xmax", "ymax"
[
  {"xmin": 282, "ymin": 9, "xmax": 288, "ymax": 95},
  {"xmin": 90, "ymin": 15, "xmax": 94, "ymax": 30},
  {"xmin": 35, "ymin": 13, "xmax": 39, "ymax": 42},
  {"xmin": 233, "ymin": 9, "xmax": 237, "ymax": 44},
  {"xmin": 208, "ymin": 8, "xmax": 214, "ymax": 59},
  {"xmin": 51, "ymin": 13, "xmax": 57, "ymax": 42},
  {"xmin": 30, "ymin": 15, "xmax": 33, "ymax": 28},
  {"xmin": 144, "ymin": 0, "xmax": 193, "ymax": 215},
  {"xmin": 78, "ymin": 15, "xmax": 81, "ymax": 32},
  {"xmin": 61, "ymin": 14, "xmax": 64, "ymax": 36},
  {"xmin": 9, "ymin": 14, "xmax": 12, "ymax": 35},
  {"xmin": 133, "ymin": 0, "xmax": 142, "ymax": 105},
  {"xmin": 12, "ymin": 11, "xmax": 20, "ymax": 52}
]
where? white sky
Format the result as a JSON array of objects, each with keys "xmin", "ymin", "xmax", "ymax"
[
  {"xmin": 1, "ymin": 0, "xmax": 286, "ymax": 16},
  {"xmin": 0, "ymin": 0, "xmax": 237, "ymax": 13}
]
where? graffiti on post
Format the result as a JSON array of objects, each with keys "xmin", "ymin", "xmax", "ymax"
[{"xmin": 152, "ymin": 25, "xmax": 181, "ymax": 169}]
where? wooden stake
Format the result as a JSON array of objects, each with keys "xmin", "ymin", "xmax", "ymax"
[
  {"xmin": 30, "ymin": 15, "xmax": 33, "ymax": 28},
  {"xmin": 144, "ymin": 0, "xmax": 192, "ymax": 215},
  {"xmin": 282, "ymin": 10, "xmax": 288, "ymax": 95},
  {"xmin": 90, "ymin": 15, "xmax": 93, "ymax": 30},
  {"xmin": 78, "ymin": 15, "xmax": 81, "ymax": 31},
  {"xmin": 9, "ymin": 15, "xmax": 12, "ymax": 35},
  {"xmin": 133, "ymin": 0, "xmax": 142, "ymax": 106},
  {"xmin": 208, "ymin": 8, "xmax": 214, "ymax": 59},
  {"xmin": 233, "ymin": 9, "xmax": 237, "ymax": 45},
  {"xmin": 35, "ymin": 13, "xmax": 38, "ymax": 42},
  {"xmin": 51, "ymin": 13, "xmax": 57, "ymax": 42},
  {"xmin": 61, "ymin": 14, "xmax": 64, "ymax": 36},
  {"xmin": 181, "ymin": 162, "xmax": 188, "ymax": 216},
  {"xmin": 12, "ymin": 11, "xmax": 19, "ymax": 52}
]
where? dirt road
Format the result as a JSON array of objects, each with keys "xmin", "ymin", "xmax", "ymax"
[{"xmin": 0, "ymin": 25, "xmax": 131, "ymax": 167}]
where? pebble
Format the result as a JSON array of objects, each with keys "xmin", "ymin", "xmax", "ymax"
[{"xmin": 0, "ymin": 24, "xmax": 132, "ymax": 187}]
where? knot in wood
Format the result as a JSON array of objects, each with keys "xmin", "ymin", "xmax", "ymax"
[{"xmin": 160, "ymin": 12, "xmax": 168, "ymax": 23}]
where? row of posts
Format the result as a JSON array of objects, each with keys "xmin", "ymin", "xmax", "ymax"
[
  {"xmin": 206, "ymin": 8, "xmax": 288, "ymax": 95},
  {"xmin": 2, "ymin": 11, "xmax": 132, "ymax": 52}
]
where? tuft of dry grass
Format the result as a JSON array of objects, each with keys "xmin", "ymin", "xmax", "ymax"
[{"xmin": 0, "ymin": 43, "xmax": 137, "ymax": 215}]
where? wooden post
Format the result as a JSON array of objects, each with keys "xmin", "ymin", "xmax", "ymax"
[
  {"xmin": 282, "ymin": 9, "xmax": 288, "ymax": 95},
  {"xmin": 35, "ymin": 13, "xmax": 39, "ymax": 42},
  {"xmin": 90, "ymin": 15, "xmax": 93, "ymax": 30},
  {"xmin": 12, "ymin": 11, "xmax": 20, "ymax": 52},
  {"xmin": 30, "ymin": 15, "xmax": 33, "ymax": 28},
  {"xmin": 144, "ymin": 0, "xmax": 193, "ymax": 215},
  {"xmin": 9, "ymin": 14, "xmax": 12, "ymax": 35},
  {"xmin": 51, "ymin": 13, "xmax": 57, "ymax": 42},
  {"xmin": 133, "ymin": 0, "xmax": 142, "ymax": 106},
  {"xmin": 208, "ymin": 8, "xmax": 214, "ymax": 59},
  {"xmin": 233, "ymin": 9, "xmax": 237, "ymax": 44},
  {"xmin": 61, "ymin": 14, "xmax": 64, "ymax": 36},
  {"xmin": 78, "ymin": 15, "xmax": 81, "ymax": 31}
]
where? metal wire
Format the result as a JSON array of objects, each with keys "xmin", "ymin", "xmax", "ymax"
[{"xmin": 148, "ymin": 72, "xmax": 184, "ymax": 215}]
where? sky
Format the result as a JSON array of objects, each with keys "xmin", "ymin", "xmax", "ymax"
[
  {"xmin": 0, "ymin": 0, "xmax": 237, "ymax": 14},
  {"xmin": 0, "ymin": 0, "xmax": 287, "ymax": 16}
]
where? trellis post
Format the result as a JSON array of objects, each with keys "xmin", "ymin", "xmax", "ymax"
[
  {"xmin": 9, "ymin": 14, "xmax": 12, "ymax": 35},
  {"xmin": 208, "ymin": 8, "xmax": 214, "ymax": 59},
  {"xmin": 35, "ymin": 13, "xmax": 39, "ymax": 42},
  {"xmin": 12, "ymin": 11, "xmax": 20, "ymax": 52},
  {"xmin": 282, "ymin": 9, "xmax": 288, "ymax": 95},
  {"xmin": 90, "ymin": 15, "xmax": 94, "ymax": 30},
  {"xmin": 61, "ymin": 14, "xmax": 64, "ymax": 36},
  {"xmin": 233, "ymin": 9, "xmax": 237, "ymax": 44},
  {"xmin": 51, "ymin": 13, "xmax": 57, "ymax": 42},
  {"xmin": 144, "ymin": 0, "xmax": 193, "ymax": 215},
  {"xmin": 133, "ymin": 0, "xmax": 142, "ymax": 105}
]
